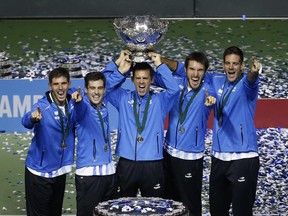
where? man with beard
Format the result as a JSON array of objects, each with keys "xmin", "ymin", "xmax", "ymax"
[
  {"xmin": 154, "ymin": 51, "xmax": 216, "ymax": 216},
  {"xmin": 22, "ymin": 67, "xmax": 76, "ymax": 216},
  {"xmin": 206, "ymin": 46, "xmax": 262, "ymax": 216},
  {"xmin": 71, "ymin": 72, "xmax": 119, "ymax": 216},
  {"xmin": 102, "ymin": 50, "xmax": 179, "ymax": 198}
]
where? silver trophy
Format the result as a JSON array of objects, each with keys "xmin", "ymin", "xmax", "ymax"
[{"xmin": 113, "ymin": 15, "xmax": 169, "ymax": 62}]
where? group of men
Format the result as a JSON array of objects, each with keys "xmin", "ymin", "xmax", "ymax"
[{"xmin": 22, "ymin": 45, "xmax": 262, "ymax": 216}]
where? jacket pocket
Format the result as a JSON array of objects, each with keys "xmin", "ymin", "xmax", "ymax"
[
  {"xmin": 240, "ymin": 124, "xmax": 244, "ymax": 145},
  {"xmin": 195, "ymin": 126, "xmax": 198, "ymax": 146},
  {"xmin": 117, "ymin": 129, "xmax": 121, "ymax": 144},
  {"xmin": 93, "ymin": 139, "xmax": 96, "ymax": 161},
  {"xmin": 40, "ymin": 149, "xmax": 45, "ymax": 166},
  {"xmin": 157, "ymin": 133, "xmax": 160, "ymax": 154}
]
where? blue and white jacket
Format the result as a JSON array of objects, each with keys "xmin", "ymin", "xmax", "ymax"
[
  {"xmin": 206, "ymin": 72, "xmax": 259, "ymax": 153},
  {"xmin": 154, "ymin": 62, "xmax": 215, "ymax": 153},
  {"xmin": 102, "ymin": 62, "xmax": 179, "ymax": 161},
  {"xmin": 22, "ymin": 91, "xmax": 76, "ymax": 176},
  {"xmin": 74, "ymin": 95, "xmax": 113, "ymax": 169}
]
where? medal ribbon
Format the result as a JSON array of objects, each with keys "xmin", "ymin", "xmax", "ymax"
[
  {"xmin": 51, "ymin": 93, "xmax": 70, "ymax": 148},
  {"xmin": 179, "ymin": 85, "xmax": 201, "ymax": 125},
  {"xmin": 96, "ymin": 108, "xmax": 109, "ymax": 144},
  {"xmin": 217, "ymin": 74, "xmax": 243, "ymax": 121},
  {"xmin": 133, "ymin": 92, "xmax": 152, "ymax": 135}
]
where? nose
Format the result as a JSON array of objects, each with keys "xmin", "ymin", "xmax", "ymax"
[
  {"xmin": 192, "ymin": 70, "xmax": 198, "ymax": 76},
  {"xmin": 228, "ymin": 63, "xmax": 234, "ymax": 70}
]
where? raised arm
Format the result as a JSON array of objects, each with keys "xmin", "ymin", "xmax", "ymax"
[
  {"xmin": 102, "ymin": 50, "xmax": 132, "ymax": 92},
  {"xmin": 22, "ymin": 106, "xmax": 42, "ymax": 129},
  {"xmin": 247, "ymin": 57, "xmax": 262, "ymax": 82},
  {"xmin": 148, "ymin": 51, "xmax": 180, "ymax": 113}
]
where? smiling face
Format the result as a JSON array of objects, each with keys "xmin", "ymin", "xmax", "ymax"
[
  {"xmin": 49, "ymin": 76, "xmax": 71, "ymax": 106},
  {"xmin": 132, "ymin": 69, "xmax": 154, "ymax": 97},
  {"xmin": 223, "ymin": 54, "xmax": 245, "ymax": 82},
  {"xmin": 85, "ymin": 79, "xmax": 105, "ymax": 108},
  {"xmin": 185, "ymin": 60, "xmax": 205, "ymax": 89}
]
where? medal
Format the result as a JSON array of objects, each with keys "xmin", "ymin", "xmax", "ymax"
[
  {"xmin": 61, "ymin": 142, "xmax": 67, "ymax": 149},
  {"xmin": 179, "ymin": 87, "xmax": 201, "ymax": 129},
  {"xmin": 217, "ymin": 74, "xmax": 243, "ymax": 125},
  {"xmin": 51, "ymin": 93, "xmax": 70, "ymax": 151},
  {"xmin": 104, "ymin": 145, "xmax": 108, "ymax": 152},
  {"xmin": 137, "ymin": 136, "xmax": 144, "ymax": 142},
  {"xmin": 133, "ymin": 93, "xmax": 151, "ymax": 144},
  {"xmin": 179, "ymin": 126, "xmax": 185, "ymax": 134},
  {"xmin": 96, "ymin": 108, "xmax": 109, "ymax": 144}
]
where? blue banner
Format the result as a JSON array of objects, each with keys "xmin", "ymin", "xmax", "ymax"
[{"xmin": 0, "ymin": 79, "xmax": 134, "ymax": 132}]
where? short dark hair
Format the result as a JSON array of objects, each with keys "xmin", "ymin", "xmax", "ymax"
[
  {"xmin": 84, "ymin": 72, "xmax": 106, "ymax": 88},
  {"xmin": 223, "ymin": 46, "xmax": 244, "ymax": 63},
  {"xmin": 132, "ymin": 62, "xmax": 154, "ymax": 80},
  {"xmin": 48, "ymin": 67, "xmax": 70, "ymax": 83},
  {"xmin": 184, "ymin": 51, "xmax": 209, "ymax": 71}
]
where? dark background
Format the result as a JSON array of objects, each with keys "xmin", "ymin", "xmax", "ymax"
[{"xmin": 0, "ymin": 0, "xmax": 287, "ymax": 18}]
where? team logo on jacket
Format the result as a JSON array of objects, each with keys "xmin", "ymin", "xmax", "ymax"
[
  {"xmin": 128, "ymin": 99, "xmax": 134, "ymax": 107},
  {"xmin": 217, "ymin": 88, "xmax": 223, "ymax": 97},
  {"xmin": 54, "ymin": 111, "xmax": 60, "ymax": 120}
]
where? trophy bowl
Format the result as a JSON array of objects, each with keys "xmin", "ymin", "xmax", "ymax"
[{"xmin": 113, "ymin": 15, "xmax": 169, "ymax": 62}]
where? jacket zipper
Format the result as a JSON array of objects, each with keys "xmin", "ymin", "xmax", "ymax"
[
  {"xmin": 135, "ymin": 103, "xmax": 141, "ymax": 161},
  {"xmin": 134, "ymin": 137, "xmax": 138, "ymax": 161}
]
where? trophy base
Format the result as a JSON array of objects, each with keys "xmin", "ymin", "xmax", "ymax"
[{"xmin": 131, "ymin": 51, "xmax": 151, "ymax": 63}]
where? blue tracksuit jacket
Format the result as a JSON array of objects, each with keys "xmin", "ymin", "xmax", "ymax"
[
  {"xmin": 154, "ymin": 62, "xmax": 215, "ymax": 152},
  {"xmin": 74, "ymin": 95, "xmax": 113, "ymax": 169},
  {"xmin": 206, "ymin": 72, "xmax": 259, "ymax": 153},
  {"xmin": 22, "ymin": 92, "xmax": 76, "ymax": 173},
  {"xmin": 102, "ymin": 62, "xmax": 179, "ymax": 161}
]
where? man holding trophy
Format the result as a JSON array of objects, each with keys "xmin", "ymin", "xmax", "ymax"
[
  {"xmin": 102, "ymin": 48, "xmax": 179, "ymax": 198},
  {"xmin": 101, "ymin": 15, "xmax": 179, "ymax": 198}
]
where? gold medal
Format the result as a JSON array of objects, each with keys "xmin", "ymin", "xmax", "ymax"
[
  {"xmin": 179, "ymin": 126, "xmax": 185, "ymax": 134},
  {"xmin": 104, "ymin": 145, "xmax": 108, "ymax": 152},
  {"xmin": 137, "ymin": 136, "xmax": 144, "ymax": 142},
  {"xmin": 61, "ymin": 142, "xmax": 67, "ymax": 149}
]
